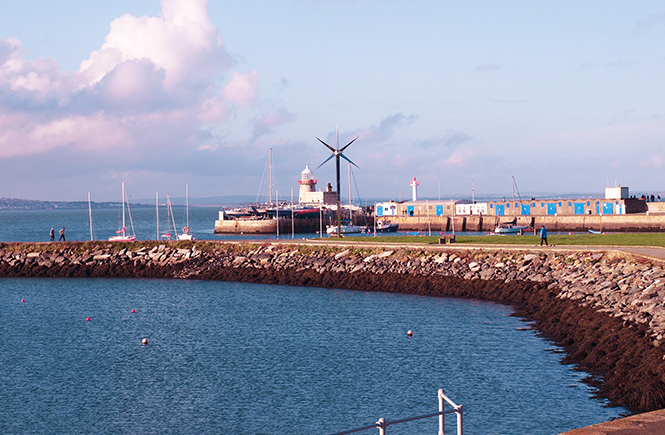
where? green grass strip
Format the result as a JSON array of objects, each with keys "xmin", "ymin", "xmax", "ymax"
[{"xmin": 336, "ymin": 233, "xmax": 665, "ymax": 247}]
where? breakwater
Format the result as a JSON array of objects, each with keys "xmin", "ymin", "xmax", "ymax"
[{"xmin": 1, "ymin": 240, "xmax": 664, "ymax": 413}]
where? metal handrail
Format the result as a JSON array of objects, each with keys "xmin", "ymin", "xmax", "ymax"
[{"xmin": 326, "ymin": 389, "xmax": 463, "ymax": 435}]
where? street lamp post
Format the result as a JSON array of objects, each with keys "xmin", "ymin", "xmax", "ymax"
[{"xmin": 396, "ymin": 177, "xmax": 401, "ymax": 202}]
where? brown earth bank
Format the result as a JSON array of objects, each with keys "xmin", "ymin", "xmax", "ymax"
[{"xmin": 1, "ymin": 240, "xmax": 665, "ymax": 414}]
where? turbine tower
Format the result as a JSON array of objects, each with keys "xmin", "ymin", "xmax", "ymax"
[{"xmin": 317, "ymin": 126, "xmax": 358, "ymax": 237}]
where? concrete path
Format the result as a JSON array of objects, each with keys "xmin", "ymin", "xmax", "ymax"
[{"xmin": 292, "ymin": 238, "xmax": 665, "ymax": 264}]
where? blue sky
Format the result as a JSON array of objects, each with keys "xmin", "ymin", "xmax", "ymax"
[{"xmin": 1, "ymin": 0, "xmax": 664, "ymax": 202}]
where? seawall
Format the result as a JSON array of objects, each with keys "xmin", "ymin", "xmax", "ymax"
[
  {"xmin": 393, "ymin": 214, "xmax": 665, "ymax": 232},
  {"xmin": 1, "ymin": 240, "xmax": 665, "ymax": 413}
]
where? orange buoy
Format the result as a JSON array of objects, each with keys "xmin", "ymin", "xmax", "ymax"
[
  {"xmin": 407, "ymin": 330, "xmax": 413, "ymax": 337},
  {"xmin": 142, "ymin": 338, "xmax": 149, "ymax": 345}
]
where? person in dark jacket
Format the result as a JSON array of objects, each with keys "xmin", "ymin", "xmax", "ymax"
[
  {"xmin": 540, "ymin": 226, "xmax": 548, "ymax": 246},
  {"xmin": 50, "ymin": 227, "xmax": 55, "ymax": 241}
]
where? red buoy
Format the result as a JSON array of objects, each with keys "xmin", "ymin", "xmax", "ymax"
[
  {"xmin": 131, "ymin": 309, "xmax": 136, "ymax": 313},
  {"xmin": 407, "ymin": 330, "xmax": 413, "ymax": 337},
  {"xmin": 21, "ymin": 298, "xmax": 25, "ymax": 303},
  {"xmin": 86, "ymin": 317, "xmax": 91, "ymax": 321},
  {"xmin": 142, "ymin": 338, "xmax": 149, "ymax": 345}
]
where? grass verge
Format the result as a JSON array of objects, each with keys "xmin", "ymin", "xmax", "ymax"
[{"xmin": 336, "ymin": 233, "xmax": 665, "ymax": 247}]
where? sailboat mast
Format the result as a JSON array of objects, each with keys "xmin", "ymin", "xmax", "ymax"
[
  {"xmin": 268, "ymin": 148, "xmax": 273, "ymax": 205},
  {"xmin": 121, "ymin": 182, "xmax": 126, "ymax": 236},
  {"xmin": 185, "ymin": 184, "xmax": 189, "ymax": 228},
  {"xmin": 156, "ymin": 191, "xmax": 159, "ymax": 241},
  {"xmin": 88, "ymin": 192, "xmax": 93, "ymax": 241},
  {"xmin": 348, "ymin": 162, "xmax": 352, "ymax": 206},
  {"xmin": 512, "ymin": 176, "xmax": 517, "ymax": 217}
]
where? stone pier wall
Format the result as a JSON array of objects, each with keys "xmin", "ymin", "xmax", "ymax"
[
  {"xmin": 393, "ymin": 214, "xmax": 665, "ymax": 232},
  {"xmin": 1, "ymin": 240, "xmax": 665, "ymax": 412}
]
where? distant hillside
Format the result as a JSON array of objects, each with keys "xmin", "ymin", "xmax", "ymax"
[{"xmin": 0, "ymin": 198, "xmax": 148, "ymax": 210}]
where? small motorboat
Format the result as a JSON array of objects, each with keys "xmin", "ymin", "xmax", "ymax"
[
  {"xmin": 494, "ymin": 224, "xmax": 529, "ymax": 234},
  {"xmin": 375, "ymin": 220, "xmax": 399, "ymax": 233}
]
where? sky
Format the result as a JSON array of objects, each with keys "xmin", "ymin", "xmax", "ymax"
[{"xmin": 1, "ymin": 0, "xmax": 664, "ymax": 202}]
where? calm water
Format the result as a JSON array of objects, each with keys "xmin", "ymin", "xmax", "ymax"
[
  {"xmin": 0, "ymin": 208, "xmax": 483, "ymax": 243},
  {"xmin": 0, "ymin": 278, "xmax": 625, "ymax": 435}
]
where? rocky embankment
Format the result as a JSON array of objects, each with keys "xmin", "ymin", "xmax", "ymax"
[{"xmin": 1, "ymin": 241, "xmax": 665, "ymax": 413}]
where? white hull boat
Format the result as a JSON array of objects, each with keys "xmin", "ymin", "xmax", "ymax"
[
  {"xmin": 109, "ymin": 182, "xmax": 136, "ymax": 242},
  {"xmin": 326, "ymin": 223, "xmax": 366, "ymax": 235}
]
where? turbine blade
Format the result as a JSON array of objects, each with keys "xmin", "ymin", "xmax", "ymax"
[
  {"xmin": 316, "ymin": 137, "xmax": 336, "ymax": 153},
  {"xmin": 340, "ymin": 153, "xmax": 359, "ymax": 168},
  {"xmin": 317, "ymin": 154, "xmax": 335, "ymax": 169},
  {"xmin": 340, "ymin": 136, "xmax": 358, "ymax": 152}
]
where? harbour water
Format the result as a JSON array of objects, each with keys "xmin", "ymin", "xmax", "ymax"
[{"xmin": 1, "ymin": 278, "xmax": 625, "ymax": 434}]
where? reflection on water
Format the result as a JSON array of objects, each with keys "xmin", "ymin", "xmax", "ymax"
[{"xmin": 0, "ymin": 278, "xmax": 625, "ymax": 435}]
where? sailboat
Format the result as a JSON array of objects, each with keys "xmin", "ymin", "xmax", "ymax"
[
  {"xmin": 178, "ymin": 184, "xmax": 194, "ymax": 240},
  {"xmin": 494, "ymin": 176, "xmax": 529, "ymax": 234},
  {"xmin": 161, "ymin": 194, "xmax": 178, "ymax": 241},
  {"xmin": 109, "ymin": 182, "xmax": 136, "ymax": 242}
]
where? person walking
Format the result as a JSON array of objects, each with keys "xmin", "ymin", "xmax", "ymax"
[
  {"xmin": 58, "ymin": 227, "xmax": 66, "ymax": 242},
  {"xmin": 540, "ymin": 225, "xmax": 548, "ymax": 247},
  {"xmin": 50, "ymin": 227, "xmax": 55, "ymax": 241}
]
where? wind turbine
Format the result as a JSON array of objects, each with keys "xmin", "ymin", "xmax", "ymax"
[{"xmin": 317, "ymin": 126, "xmax": 359, "ymax": 237}]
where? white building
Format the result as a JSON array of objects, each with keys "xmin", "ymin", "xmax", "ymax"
[
  {"xmin": 605, "ymin": 186, "xmax": 629, "ymax": 200},
  {"xmin": 455, "ymin": 202, "xmax": 488, "ymax": 216},
  {"xmin": 375, "ymin": 201, "xmax": 399, "ymax": 217},
  {"xmin": 298, "ymin": 165, "xmax": 336, "ymax": 205}
]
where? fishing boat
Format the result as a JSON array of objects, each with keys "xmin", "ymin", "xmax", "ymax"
[
  {"xmin": 178, "ymin": 184, "xmax": 194, "ymax": 240},
  {"xmin": 109, "ymin": 182, "xmax": 136, "ymax": 242},
  {"xmin": 375, "ymin": 219, "xmax": 399, "ymax": 233}
]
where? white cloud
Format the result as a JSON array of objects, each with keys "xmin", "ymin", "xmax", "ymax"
[
  {"xmin": 223, "ymin": 70, "xmax": 259, "ymax": 106},
  {"xmin": 78, "ymin": 0, "xmax": 226, "ymax": 87},
  {"xmin": 0, "ymin": 0, "xmax": 257, "ymax": 161}
]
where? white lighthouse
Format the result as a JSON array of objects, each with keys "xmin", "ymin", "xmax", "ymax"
[
  {"xmin": 298, "ymin": 165, "xmax": 317, "ymax": 202},
  {"xmin": 410, "ymin": 177, "xmax": 420, "ymax": 201},
  {"xmin": 298, "ymin": 164, "xmax": 337, "ymax": 205}
]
